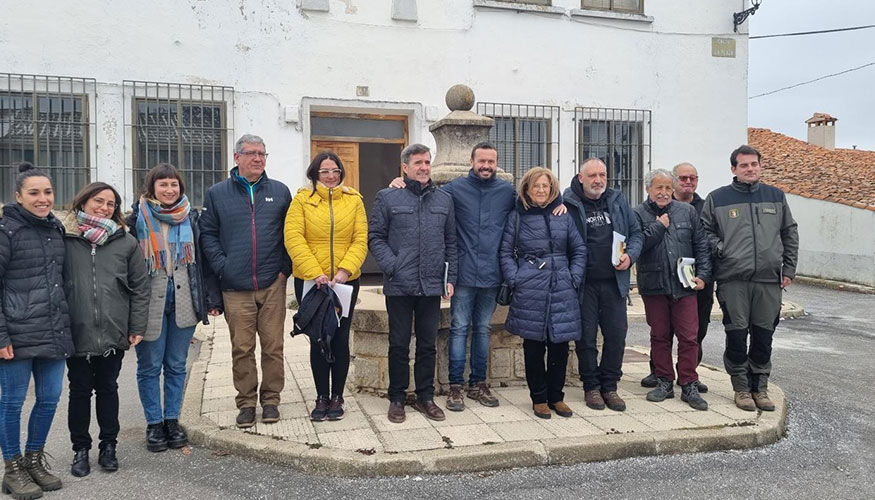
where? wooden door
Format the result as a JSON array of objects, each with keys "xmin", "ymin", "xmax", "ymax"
[{"xmin": 311, "ymin": 141, "xmax": 359, "ymax": 190}]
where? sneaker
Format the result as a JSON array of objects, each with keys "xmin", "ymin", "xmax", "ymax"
[
  {"xmin": 640, "ymin": 372, "xmax": 659, "ymax": 388},
  {"xmin": 646, "ymin": 378, "xmax": 675, "ymax": 402},
  {"xmin": 327, "ymin": 395, "xmax": 345, "ymax": 421},
  {"xmin": 467, "ymin": 382, "xmax": 499, "ymax": 407},
  {"xmin": 602, "ymin": 391, "xmax": 626, "ymax": 412},
  {"xmin": 310, "ymin": 396, "xmax": 329, "ymax": 422},
  {"xmin": 236, "ymin": 407, "xmax": 256, "ymax": 428},
  {"xmin": 734, "ymin": 391, "xmax": 757, "ymax": 412},
  {"xmin": 446, "ymin": 384, "xmax": 465, "ymax": 412},
  {"xmin": 752, "ymin": 391, "xmax": 776, "ymax": 411},
  {"xmin": 584, "ymin": 389, "xmax": 606, "ymax": 410},
  {"xmin": 681, "ymin": 383, "xmax": 709, "ymax": 411},
  {"xmin": 548, "ymin": 401, "xmax": 573, "ymax": 418},
  {"xmin": 533, "ymin": 403, "xmax": 551, "ymax": 419}
]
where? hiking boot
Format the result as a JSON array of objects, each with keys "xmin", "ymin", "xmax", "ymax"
[
  {"xmin": 2, "ymin": 455, "xmax": 42, "ymax": 500},
  {"xmin": 696, "ymin": 380, "xmax": 709, "ymax": 393},
  {"xmin": 602, "ymin": 391, "xmax": 626, "ymax": 412},
  {"xmin": 548, "ymin": 401, "xmax": 573, "ymax": 418},
  {"xmin": 681, "ymin": 383, "xmax": 709, "ymax": 411},
  {"xmin": 327, "ymin": 395, "xmax": 345, "ymax": 421},
  {"xmin": 640, "ymin": 372, "xmax": 658, "ymax": 388},
  {"xmin": 734, "ymin": 391, "xmax": 757, "ymax": 412},
  {"xmin": 446, "ymin": 384, "xmax": 465, "ymax": 412},
  {"xmin": 414, "ymin": 400, "xmax": 446, "ymax": 421},
  {"xmin": 262, "ymin": 405, "xmax": 281, "ymax": 424},
  {"xmin": 164, "ymin": 419, "xmax": 188, "ymax": 448},
  {"xmin": 146, "ymin": 423, "xmax": 168, "ymax": 452},
  {"xmin": 70, "ymin": 450, "xmax": 89, "ymax": 478},
  {"xmin": 752, "ymin": 391, "xmax": 776, "ymax": 411},
  {"xmin": 467, "ymin": 383, "xmax": 500, "ymax": 407},
  {"xmin": 236, "ymin": 407, "xmax": 256, "ymax": 428},
  {"xmin": 22, "ymin": 448, "xmax": 61, "ymax": 491},
  {"xmin": 97, "ymin": 444, "xmax": 118, "ymax": 473},
  {"xmin": 646, "ymin": 378, "xmax": 675, "ymax": 402},
  {"xmin": 310, "ymin": 396, "xmax": 329, "ymax": 421},
  {"xmin": 584, "ymin": 390, "xmax": 606, "ymax": 410},
  {"xmin": 387, "ymin": 401, "xmax": 406, "ymax": 423},
  {"xmin": 533, "ymin": 403, "xmax": 551, "ymax": 419}
]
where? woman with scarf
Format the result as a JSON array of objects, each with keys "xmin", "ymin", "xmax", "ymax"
[
  {"xmin": 63, "ymin": 182, "xmax": 150, "ymax": 477},
  {"xmin": 284, "ymin": 152, "xmax": 367, "ymax": 422},
  {"xmin": 499, "ymin": 167, "xmax": 586, "ymax": 419},
  {"xmin": 128, "ymin": 163, "xmax": 220, "ymax": 453}
]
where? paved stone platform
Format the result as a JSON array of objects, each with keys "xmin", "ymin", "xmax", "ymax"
[{"xmin": 181, "ymin": 306, "xmax": 792, "ymax": 477}]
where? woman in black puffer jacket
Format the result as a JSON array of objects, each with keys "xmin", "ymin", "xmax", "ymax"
[
  {"xmin": 63, "ymin": 182, "xmax": 150, "ymax": 477},
  {"xmin": 0, "ymin": 163, "xmax": 73, "ymax": 497},
  {"xmin": 499, "ymin": 167, "xmax": 586, "ymax": 420}
]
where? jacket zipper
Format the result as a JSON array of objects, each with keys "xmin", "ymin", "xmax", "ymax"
[
  {"xmin": 91, "ymin": 243, "xmax": 100, "ymax": 351},
  {"xmin": 249, "ymin": 184, "xmax": 259, "ymax": 290},
  {"xmin": 418, "ymin": 192, "xmax": 423, "ymax": 293},
  {"xmin": 748, "ymin": 195, "xmax": 757, "ymax": 277},
  {"xmin": 328, "ymin": 188, "xmax": 335, "ymax": 278}
]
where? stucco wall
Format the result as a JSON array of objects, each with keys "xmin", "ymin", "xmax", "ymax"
[
  {"xmin": 789, "ymin": 194, "xmax": 875, "ymax": 287},
  {"xmin": 1, "ymin": 0, "xmax": 749, "ymax": 202}
]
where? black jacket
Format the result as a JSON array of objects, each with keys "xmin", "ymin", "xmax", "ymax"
[
  {"xmin": 368, "ymin": 177, "xmax": 458, "ymax": 297},
  {"xmin": 0, "ymin": 204, "xmax": 74, "ymax": 360},
  {"xmin": 200, "ymin": 168, "xmax": 292, "ymax": 292},
  {"xmin": 292, "ymin": 285, "xmax": 340, "ymax": 362},
  {"xmin": 634, "ymin": 199, "xmax": 712, "ymax": 299}
]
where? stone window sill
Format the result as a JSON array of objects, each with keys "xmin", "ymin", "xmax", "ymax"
[
  {"xmin": 473, "ymin": 0, "xmax": 565, "ymax": 16},
  {"xmin": 570, "ymin": 8, "xmax": 653, "ymax": 23}
]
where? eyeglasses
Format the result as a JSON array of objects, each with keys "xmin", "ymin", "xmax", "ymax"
[
  {"xmin": 239, "ymin": 151, "xmax": 268, "ymax": 158},
  {"xmin": 678, "ymin": 175, "xmax": 698, "ymax": 182},
  {"xmin": 318, "ymin": 169, "xmax": 342, "ymax": 176}
]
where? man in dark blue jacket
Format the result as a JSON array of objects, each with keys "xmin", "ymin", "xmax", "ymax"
[
  {"xmin": 369, "ymin": 143, "xmax": 457, "ymax": 424},
  {"xmin": 200, "ymin": 134, "xmax": 292, "ymax": 428},
  {"xmin": 564, "ymin": 158, "xmax": 643, "ymax": 412}
]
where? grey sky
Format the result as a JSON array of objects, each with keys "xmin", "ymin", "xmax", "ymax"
[{"xmin": 748, "ymin": 0, "xmax": 875, "ymax": 150}]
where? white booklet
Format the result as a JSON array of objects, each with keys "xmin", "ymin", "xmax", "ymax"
[
  {"xmin": 677, "ymin": 257, "xmax": 697, "ymax": 288},
  {"xmin": 301, "ymin": 280, "xmax": 355, "ymax": 318},
  {"xmin": 611, "ymin": 231, "xmax": 627, "ymax": 266}
]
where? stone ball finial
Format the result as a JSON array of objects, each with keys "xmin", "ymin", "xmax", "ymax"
[{"xmin": 445, "ymin": 84, "xmax": 475, "ymax": 111}]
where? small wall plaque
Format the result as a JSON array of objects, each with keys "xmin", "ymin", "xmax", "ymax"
[
  {"xmin": 712, "ymin": 37, "xmax": 736, "ymax": 58},
  {"xmin": 356, "ymin": 86, "xmax": 370, "ymax": 97}
]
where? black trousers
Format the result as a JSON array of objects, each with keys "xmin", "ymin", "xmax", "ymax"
[
  {"xmin": 576, "ymin": 278, "xmax": 628, "ymax": 392},
  {"xmin": 523, "ymin": 339, "xmax": 569, "ymax": 404},
  {"xmin": 385, "ymin": 295, "xmax": 441, "ymax": 403},
  {"xmin": 648, "ymin": 280, "xmax": 715, "ymax": 373},
  {"xmin": 294, "ymin": 278, "xmax": 360, "ymax": 397},
  {"xmin": 66, "ymin": 350, "xmax": 125, "ymax": 451}
]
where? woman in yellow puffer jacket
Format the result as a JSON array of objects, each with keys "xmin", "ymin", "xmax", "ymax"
[{"xmin": 284, "ymin": 151, "xmax": 367, "ymax": 422}]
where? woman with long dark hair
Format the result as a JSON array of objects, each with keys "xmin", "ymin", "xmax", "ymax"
[
  {"xmin": 63, "ymin": 182, "xmax": 150, "ymax": 477},
  {"xmin": 0, "ymin": 162, "xmax": 73, "ymax": 498},
  {"xmin": 127, "ymin": 164, "xmax": 220, "ymax": 453},
  {"xmin": 284, "ymin": 152, "xmax": 367, "ymax": 421}
]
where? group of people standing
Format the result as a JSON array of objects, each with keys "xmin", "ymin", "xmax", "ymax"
[{"xmin": 0, "ymin": 131, "xmax": 798, "ymax": 498}]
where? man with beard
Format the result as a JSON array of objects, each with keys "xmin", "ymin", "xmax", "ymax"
[{"xmin": 563, "ymin": 158, "xmax": 642, "ymax": 412}]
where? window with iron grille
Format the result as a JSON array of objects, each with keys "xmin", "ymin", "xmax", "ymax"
[
  {"xmin": 1, "ymin": 73, "xmax": 95, "ymax": 207},
  {"xmin": 493, "ymin": 0, "xmax": 551, "ymax": 5},
  {"xmin": 477, "ymin": 102, "xmax": 559, "ymax": 185},
  {"xmin": 580, "ymin": 0, "xmax": 643, "ymax": 14},
  {"xmin": 575, "ymin": 107, "xmax": 651, "ymax": 206},
  {"xmin": 125, "ymin": 81, "xmax": 233, "ymax": 206}
]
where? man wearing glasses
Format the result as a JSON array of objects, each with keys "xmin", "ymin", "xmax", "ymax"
[
  {"xmin": 640, "ymin": 162, "xmax": 714, "ymax": 393},
  {"xmin": 200, "ymin": 134, "xmax": 292, "ymax": 428}
]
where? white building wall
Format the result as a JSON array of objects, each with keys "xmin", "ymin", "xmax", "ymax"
[
  {"xmin": 788, "ymin": 194, "xmax": 875, "ymax": 287},
  {"xmin": 0, "ymin": 0, "xmax": 749, "ymax": 202}
]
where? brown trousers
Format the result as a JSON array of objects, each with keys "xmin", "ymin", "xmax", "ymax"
[{"xmin": 223, "ymin": 275, "xmax": 287, "ymax": 409}]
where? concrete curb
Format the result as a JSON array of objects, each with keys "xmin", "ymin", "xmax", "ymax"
[
  {"xmin": 794, "ymin": 275, "xmax": 875, "ymax": 295},
  {"xmin": 182, "ymin": 326, "xmax": 789, "ymax": 477}
]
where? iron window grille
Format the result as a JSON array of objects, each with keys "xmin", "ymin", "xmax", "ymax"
[
  {"xmin": 580, "ymin": 0, "xmax": 643, "ymax": 14},
  {"xmin": 477, "ymin": 102, "xmax": 560, "ymax": 185},
  {"xmin": 0, "ymin": 73, "xmax": 96, "ymax": 207},
  {"xmin": 575, "ymin": 106, "xmax": 651, "ymax": 206},
  {"xmin": 124, "ymin": 81, "xmax": 233, "ymax": 207}
]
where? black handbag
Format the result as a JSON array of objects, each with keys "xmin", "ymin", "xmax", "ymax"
[{"xmin": 496, "ymin": 213, "xmax": 520, "ymax": 306}]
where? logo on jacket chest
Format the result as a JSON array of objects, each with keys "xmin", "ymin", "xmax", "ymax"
[
  {"xmin": 728, "ymin": 208, "xmax": 739, "ymax": 219},
  {"xmin": 265, "ymin": 197, "xmax": 274, "ymax": 202}
]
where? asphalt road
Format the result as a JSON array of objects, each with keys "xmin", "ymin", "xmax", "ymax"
[{"xmin": 23, "ymin": 282, "xmax": 875, "ymax": 500}]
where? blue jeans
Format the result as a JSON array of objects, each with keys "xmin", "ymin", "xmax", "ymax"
[
  {"xmin": 448, "ymin": 286, "xmax": 499, "ymax": 386},
  {"xmin": 0, "ymin": 358, "xmax": 66, "ymax": 460},
  {"xmin": 136, "ymin": 283, "xmax": 196, "ymax": 425}
]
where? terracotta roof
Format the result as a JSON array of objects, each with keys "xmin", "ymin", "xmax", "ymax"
[
  {"xmin": 805, "ymin": 112, "xmax": 837, "ymax": 125},
  {"xmin": 748, "ymin": 127, "xmax": 875, "ymax": 212}
]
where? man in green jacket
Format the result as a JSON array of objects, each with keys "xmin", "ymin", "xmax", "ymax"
[{"xmin": 701, "ymin": 145, "xmax": 798, "ymax": 412}]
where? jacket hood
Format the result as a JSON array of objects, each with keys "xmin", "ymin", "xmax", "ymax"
[
  {"xmin": 1, "ymin": 202, "xmax": 61, "ymax": 229},
  {"xmin": 297, "ymin": 183, "xmax": 363, "ymax": 204},
  {"xmin": 563, "ymin": 182, "xmax": 618, "ymax": 209}
]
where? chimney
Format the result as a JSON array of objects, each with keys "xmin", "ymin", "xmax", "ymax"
[{"xmin": 805, "ymin": 112, "xmax": 837, "ymax": 150}]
